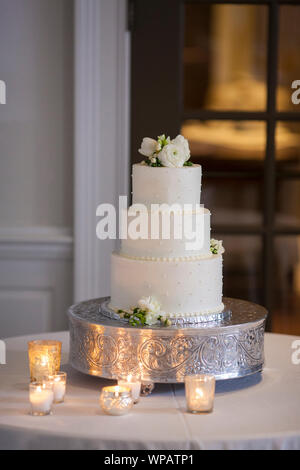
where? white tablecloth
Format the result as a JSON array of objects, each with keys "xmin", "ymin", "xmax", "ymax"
[{"xmin": 0, "ymin": 331, "xmax": 299, "ymax": 450}]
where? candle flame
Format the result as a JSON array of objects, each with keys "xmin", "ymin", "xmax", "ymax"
[
  {"xmin": 40, "ymin": 355, "xmax": 49, "ymax": 366},
  {"xmin": 196, "ymin": 388, "xmax": 204, "ymax": 399}
]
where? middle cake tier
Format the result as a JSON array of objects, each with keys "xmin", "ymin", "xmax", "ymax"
[
  {"xmin": 120, "ymin": 206, "xmax": 211, "ymax": 259},
  {"xmin": 110, "ymin": 252, "xmax": 224, "ymax": 317}
]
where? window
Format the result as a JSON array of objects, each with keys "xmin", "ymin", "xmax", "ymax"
[{"xmin": 130, "ymin": 0, "xmax": 300, "ymax": 334}]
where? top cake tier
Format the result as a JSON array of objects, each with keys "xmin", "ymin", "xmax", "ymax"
[{"xmin": 132, "ymin": 163, "xmax": 202, "ymax": 206}]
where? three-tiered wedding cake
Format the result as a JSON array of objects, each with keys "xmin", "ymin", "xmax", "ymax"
[
  {"xmin": 68, "ymin": 135, "xmax": 266, "ymax": 380},
  {"xmin": 110, "ymin": 134, "xmax": 224, "ymax": 326}
]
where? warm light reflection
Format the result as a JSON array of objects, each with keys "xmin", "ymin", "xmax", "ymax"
[
  {"xmin": 99, "ymin": 386, "xmax": 133, "ymax": 416},
  {"xmin": 28, "ymin": 340, "xmax": 61, "ymax": 382},
  {"xmin": 185, "ymin": 375, "xmax": 216, "ymax": 414}
]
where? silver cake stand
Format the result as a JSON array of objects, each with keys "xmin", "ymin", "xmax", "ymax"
[{"xmin": 68, "ymin": 297, "xmax": 267, "ymax": 383}]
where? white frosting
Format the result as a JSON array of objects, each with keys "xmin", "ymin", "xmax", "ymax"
[
  {"xmin": 110, "ymin": 253, "xmax": 223, "ymax": 317},
  {"xmin": 118, "ymin": 253, "xmax": 213, "ymax": 262},
  {"xmin": 109, "ymin": 156, "xmax": 224, "ymax": 320},
  {"xmin": 121, "ymin": 207, "xmax": 211, "ymax": 259},
  {"xmin": 132, "ymin": 164, "xmax": 202, "ymax": 206}
]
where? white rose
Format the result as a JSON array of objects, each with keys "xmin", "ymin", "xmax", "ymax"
[
  {"xmin": 158, "ymin": 143, "xmax": 186, "ymax": 168},
  {"xmin": 171, "ymin": 135, "xmax": 190, "ymax": 162},
  {"xmin": 137, "ymin": 296, "xmax": 161, "ymax": 313},
  {"xmin": 138, "ymin": 138, "xmax": 157, "ymax": 157}
]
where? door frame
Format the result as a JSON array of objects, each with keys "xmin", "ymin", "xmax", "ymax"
[{"xmin": 74, "ymin": 0, "xmax": 130, "ymax": 302}]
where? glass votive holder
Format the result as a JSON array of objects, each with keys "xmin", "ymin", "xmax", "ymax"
[
  {"xmin": 28, "ymin": 340, "xmax": 62, "ymax": 382},
  {"xmin": 99, "ymin": 386, "xmax": 133, "ymax": 416},
  {"xmin": 118, "ymin": 375, "xmax": 141, "ymax": 404},
  {"xmin": 185, "ymin": 374, "xmax": 216, "ymax": 414},
  {"xmin": 29, "ymin": 382, "xmax": 54, "ymax": 416},
  {"xmin": 44, "ymin": 372, "xmax": 67, "ymax": 404}
]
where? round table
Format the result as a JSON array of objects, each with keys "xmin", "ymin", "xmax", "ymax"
[{"xmin": 0, "ymin": 331, "xmax": 299, "ymax": 450}]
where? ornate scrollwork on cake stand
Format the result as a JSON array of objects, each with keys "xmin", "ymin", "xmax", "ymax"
[{"xmin": 68, "ymin": 297, "xmax": 267, "ymax": 382}]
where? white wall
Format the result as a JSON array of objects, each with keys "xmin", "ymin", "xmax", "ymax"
[
  {"xmin": 0, "ymin": 0, "xmax": 74, "ymax": 338},
  {"xmin": 0, "ymin": 0, "xmax": 74, "ymax": 227},
  {"xmin": 0, "ymin": 0, "xmax": 130, "ymax": 337}
]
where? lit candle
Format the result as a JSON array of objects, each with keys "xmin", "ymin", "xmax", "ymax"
[
  {"xmin": 28, "ymin": 340, "xmax": 62, "ymax": 382},
  {"xmin": 39, "ymin": 355, "xmax": 50, "ymax": 377},
  {"xmin": 118, "ymin": 375, "xmax": 141, "ymax": 404},
  {"xmin": 185, "ymin": 374, "xmax": 215, "ymax": 413},
  {"xmin": 99, "ymin": 386, "xmax": 133, "ymax": 416},
  {"xmin": 29, "ymin": 382, "xmax": 54, "ymax": 416},
  {"xmin": 45, "ymin": 372, "xmax": 67, "ymax": 403}
]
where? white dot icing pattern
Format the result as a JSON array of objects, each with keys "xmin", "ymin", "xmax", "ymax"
[
  {"xmin": 121, "ymin": 207, "xmax": 211, "ymax": 260},
  {"xmin": 132, "ymin": 164, "xmax": 202, "ymax": 206},
  {"xmin": 110, "ymin": 253, "xmax": 223, "ymax": 317},
  {"xmin": 109, "ymin": 162, "xmax": 224, "ymax": 319}
]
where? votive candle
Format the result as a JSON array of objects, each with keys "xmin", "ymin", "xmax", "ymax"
[
  {"xmin": 118, "ymin": 375, "xmax": 141, "ymax": 404},
  {"xmin": 29, "ymin": 382, "xmax": 54, "ymax": 416},
  {"xmin": 45, "ymin": 372, "xmax": 67, "ymax": 403},
  {"xmin": 99, "ymin": 386, "xmax": 133, "ymax": 416},
  {"xmin": 185, "ymin": 374, "xmax": 215, "ymax": 413},
  {"xmin": 28, "ymin": 340, "xmax": 62, "ymax": 382}
]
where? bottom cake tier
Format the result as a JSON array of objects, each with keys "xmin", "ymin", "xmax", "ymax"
[{"xmin": 110, "ymin": 252, "xmax": 224, "ymax": 318}]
